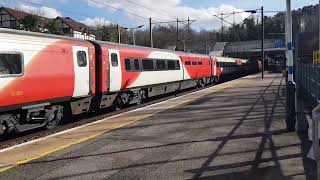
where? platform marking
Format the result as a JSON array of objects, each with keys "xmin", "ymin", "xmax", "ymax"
[{"xmin": 0, "ymin": 76, "xmax": 250, "ymax": 174}]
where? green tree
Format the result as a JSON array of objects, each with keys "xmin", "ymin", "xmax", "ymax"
[
  {"xmin": 20, "ymin": 15, "xmax": 40, "ymax": 32},
  {"xmin": 45, "ymin": 21, "xmax": 61, "ymax": 35}
]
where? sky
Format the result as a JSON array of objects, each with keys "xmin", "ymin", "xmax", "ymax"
[{"xmin": 0, "ymin": 0, "xmax": 318, "ymax": 30}]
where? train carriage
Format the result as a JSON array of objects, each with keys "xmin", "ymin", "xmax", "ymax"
[
  {"xmin": 0, "ymin": 29, "xmax": 96, "ymax": 134},
  {"xmin": 93, "ymin": 42, "xmax": 216, "ymax": 110}
]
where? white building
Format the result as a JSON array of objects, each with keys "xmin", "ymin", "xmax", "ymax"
[{"xmin": 55, "ymin": 17, "xmax": 95, "ymax": 40}]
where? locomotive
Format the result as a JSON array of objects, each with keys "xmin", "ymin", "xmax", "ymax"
[{"xmin": 0, "ymin": 28, "xmax": 258, "ymax": 136}]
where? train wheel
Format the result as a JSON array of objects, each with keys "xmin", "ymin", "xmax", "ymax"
[
  {"xmin": 115, "ymin": 101, "xmax": 122, "ymax": 111},
  {"xmin": 198, "ymin": 79, "xmax": 205, "ymax": 88},
  {"xmin": 45, "ymin": 105, "xmax": 63, "ymax": 130},
  {"xmin": 115, "ymin": 93, "xmax": 131, "ymax": 110},
  {"xmin": 114, "ymin": 96, "xmax": 124, "ymax": 111},
  {"xmin": 0, "ymin": 121, "xmax": 7, "ymax": 136},
  {"xmin": 0, "ymin": 115, "xmax": 15, "ymax": 136},
  {"xmin": 216, "ymin": 77, "xmax": 220, "ymax": 83},
  {"xmin": 136, "ymin": 90, "xmax": 145, "ymax": 105}
]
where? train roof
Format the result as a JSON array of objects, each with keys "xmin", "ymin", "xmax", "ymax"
[
  {"xmin": 0, "ymin": 28, "xmax": 89, "ymax": 43},
  {"xmin": 0, "ymin": 28, "xmax": 210, "ymax": 58},
  {"xmin": 95, "ymin": 40, "xmax": 210, "ymax": 58},
  {"xmin": 213, "ymin": 56, "xmax": 249, "ymax": 63},
  {"xmin": 214, "ymin": 57, "xmax": 237, "ymax": 63}
]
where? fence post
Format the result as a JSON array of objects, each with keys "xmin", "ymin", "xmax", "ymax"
[
  {"xmin": 286, "ymin": 77, "xmax": 296, "ymax": 132},
  {"xmin": 316, "ymin": 66, "xmax": 320, "ymax": 104},
  {"xmin": 312, "ymin": 104, "xmax": 320, "ymax": 180}
]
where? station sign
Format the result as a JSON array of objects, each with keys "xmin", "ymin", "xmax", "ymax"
[{"xmin": 313, "ymin": 50, "xmax": 320, "ymax": 64}]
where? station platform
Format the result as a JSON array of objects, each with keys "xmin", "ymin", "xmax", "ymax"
[{"xmin": 0, "ymin": 74, "xmax": 311, "ymax": 180}]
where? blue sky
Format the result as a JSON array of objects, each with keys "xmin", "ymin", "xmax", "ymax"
[
  {"xmin": 1, "ymin": 0, "xmax": 318, "ymax": 30},
  {"xmin": 183, "ymin": 0, "xmax": 318, "ymax": 11}
]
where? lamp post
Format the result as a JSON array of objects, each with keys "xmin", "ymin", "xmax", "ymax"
[
  {"xmin": 261, "ymin": 6, "xmax": 265, "ymax": 79},
  {"xmin": 124, "ymin": 25, "xmax": 144, "ymax": 46},
  {"xmin": 244, "ymin": 8, "xmax": 264, "ymax": 79},
  {"xmin": 285, "ymin": 0, "xmax": 296, "ymax": 133}
]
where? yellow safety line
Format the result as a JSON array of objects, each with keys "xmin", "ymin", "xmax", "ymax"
[
  {"xmin": 0, "ymin": 118, "xmax": 154, "ymax": 173},
  {"xmin": 0, "ymin": 81, "xmax": 238, "ymax": 174}
]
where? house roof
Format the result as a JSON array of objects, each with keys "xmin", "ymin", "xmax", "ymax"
[
  {"xmin": 0, "ymin": 7, "xmax": 51, "ymax": 25},
  {"xmin": 57, "ymin": 17, "xmax": 89, "ymax": 33},
  {"xmin": 1, "ymin": 7, "xmax": 29, "ymax": 20}
]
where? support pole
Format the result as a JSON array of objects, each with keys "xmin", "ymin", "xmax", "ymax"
[
  {"xmin": 149, "ymin": 18, "xmax": 153, "ymax": 48},
  {"xmin": 188, "ymin": 17, "xmax": 190, "ymax": 34},
  {"xmin": 132, "ymin": 30, "xmax": 136, "ymax": 46},
  {"xmin": 221, "ymin": 13, "xmax": 224, "ymax": 40},
  {"xmin": 285, "ymin": 0, "xmax": 296, "ymax": 132},
  {"xmin": 319, "ymin": 0, "xmax": 320, "ymax": 50},
  {"xmin": 233, "ymin": 11, "xmax": 236, "ymax": 41},
  {"xmin": 261, "ymin": 6, "xmax": 265, "ymax": 79},
  {"xmin": 187, "ymin": 17, "xmax": 190, "ymax": 51},
  {"xmin": 176, "ymin": 18, "xmax": 179, "ymax": 49},
  {"xmin": 117, "ymin": 25, "xmax": 121, "ymax": 44}
]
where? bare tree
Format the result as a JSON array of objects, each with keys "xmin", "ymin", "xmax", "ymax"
[{"xmin": 14, "ymin": 6, "xmax": 45, "ymax": 17}]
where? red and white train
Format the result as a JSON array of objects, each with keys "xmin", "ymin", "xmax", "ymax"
[{"xmin": 0, "ymin": 28, "xmax": 259, "ymax": 135}]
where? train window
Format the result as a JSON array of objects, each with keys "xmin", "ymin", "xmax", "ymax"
[
  {"xmin": 185, "ymin": 61, "xmax": 191, "ymax": 65},
  {"xmin": 111, "ymin": 53, "xmax": 118, "ymax": 67},
  {"xmin": 175, "ymin": 61, "xmax": 180, "ymax": 70},
  {"xmin": 134, "ymin": 59, "xmax": 140, "ymax": 71},
  {"xmin": 192, "ymin": 61, "xmax": 197, "ymax": 65},
  {"xmin": 198, "ymin": 62, "xmax": 203, "ymax": 65},
  {"xmin": 77, "ymin": 51, "xmax": 87, "ymax": 67},
  {"xmin": 142, "ymin": 59, "xmax": 154, "ymax": 71},
  {"xmin": 167, "ymin": 60, "xmax": 176, "ymax": 70},
  {"xmin": 156, "ymin": 60, "xmax": 166, "ymax": 70},
  {"xmin": 125, "ymin": 59, "xmax": 132, "ymax": 71},
  {"xmin": 0, "ymin": 53, "xmax": 23, "ymax": 77}
]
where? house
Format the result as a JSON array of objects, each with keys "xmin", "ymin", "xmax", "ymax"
[
  {"xmin": 55, "ymin": 17, "xmax": 95, "ymax": 40},
  {"xmin": 0, "ymin": 7, "xmax": 95, "ymax": 40},
  {"xmin": 0, "ymin": 7, "xmax": 50, "ymax": 30}
]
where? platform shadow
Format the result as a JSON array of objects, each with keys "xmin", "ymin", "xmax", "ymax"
[{"xmin": 186, "ymin": 75, "xmax": 314, "ymax": 180}]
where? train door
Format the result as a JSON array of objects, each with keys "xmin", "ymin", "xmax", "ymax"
[
  {"xmin": 209, "ymin": 58, "xmax": 212, "ymax": 77},
  {"xmin": 108, "ymin": 49, "xmax": 122, "ymax": 92},
  {"xmin": 72, "ymin": 46, "xmax": 90, "ymax": 97},
  {"xmin": 210, "ymin": 57, "xmax": 217, "ymax": 76}
]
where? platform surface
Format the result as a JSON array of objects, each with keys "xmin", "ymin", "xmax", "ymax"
[{"xmin": 0, "ymin": 74, "xmax": 310, "ymax": 180}]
